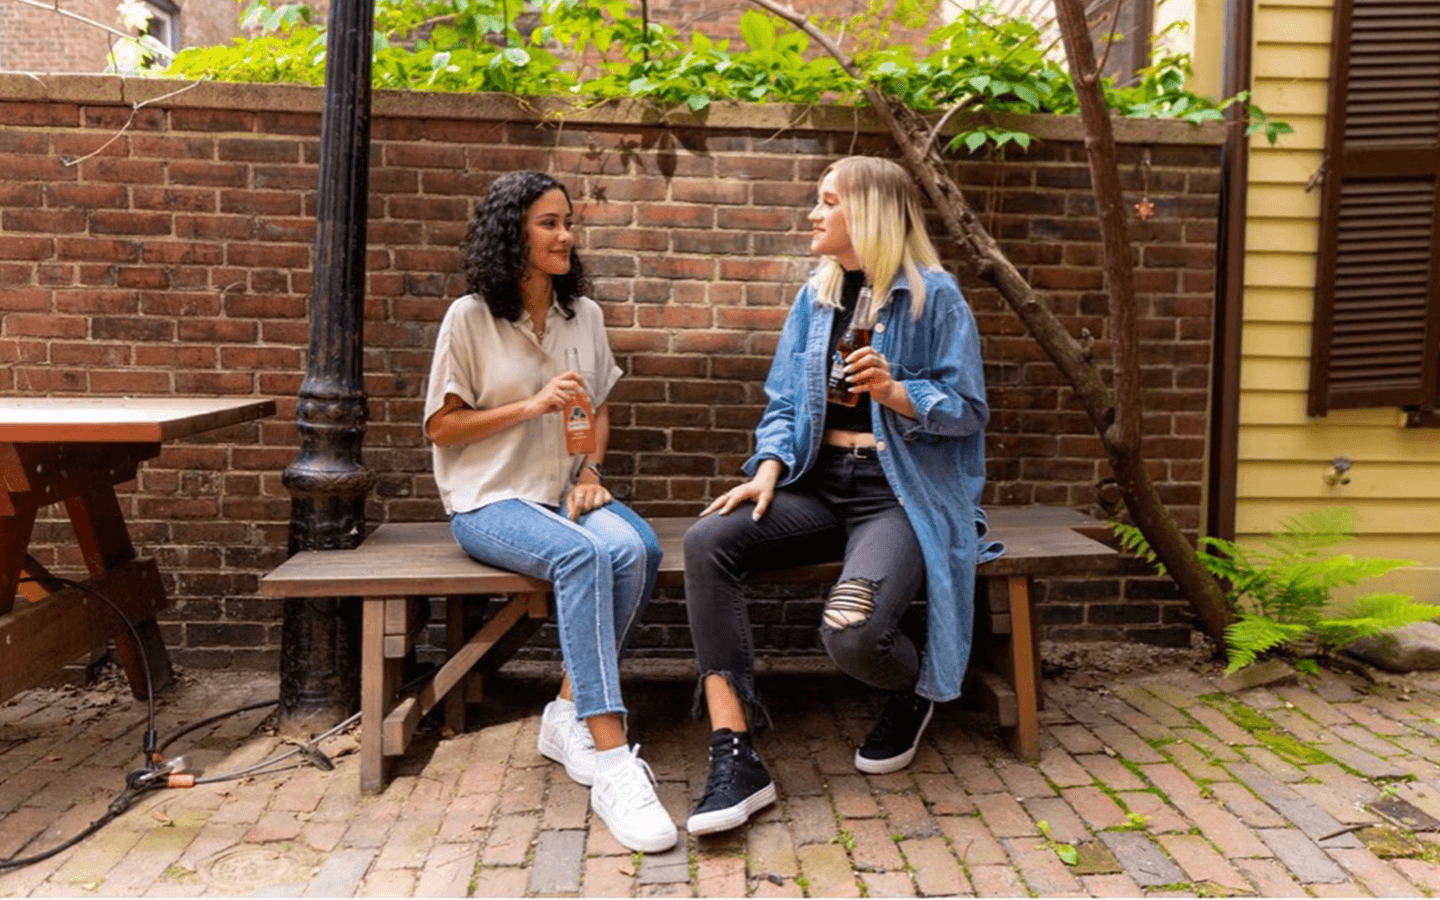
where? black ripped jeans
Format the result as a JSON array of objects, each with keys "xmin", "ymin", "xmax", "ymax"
[{"xmin": 683, "ymin": 445, "xmax": 926, "ymax": 729}]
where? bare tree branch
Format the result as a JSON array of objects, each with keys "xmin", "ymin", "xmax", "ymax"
[
  {"xmin": 749, "ymin": 0, "xmax": 1112, "ymax": 428},
  {"xmin": 1094, "ymin": 0, "xmax": 1125, "ymax": 76},
  {"xmin": 62, "ymin": 80, "xmax": 202, "ymax": 166},
  {"xmin": 1053, "ymin": 0, "xmax": 1231, "ymax": 641},
  {"xmin": 749, "ymin": 0, "xmax": 1232, "ymax": 643}
]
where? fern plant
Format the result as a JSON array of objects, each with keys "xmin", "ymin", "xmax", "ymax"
[{"xmin": 1113, "ymin": 508, "xmax": 1431, "ymax": 675}]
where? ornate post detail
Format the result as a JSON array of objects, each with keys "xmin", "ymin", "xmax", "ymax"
[{"xmin": 278, "ymin": 0, "xmax": 376, "ymax": 731}]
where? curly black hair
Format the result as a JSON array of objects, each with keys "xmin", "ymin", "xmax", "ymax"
[{"xmin": 462, "ymin": 171, "xmax": 585, "ymax": 322}]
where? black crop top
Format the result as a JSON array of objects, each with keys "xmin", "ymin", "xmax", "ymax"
[{"xmin": 824, "ymin": 269, "xmax": 873, "ymax": 434}]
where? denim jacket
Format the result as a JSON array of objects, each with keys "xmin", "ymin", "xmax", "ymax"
[{"xmin": 744, "ymin": 268, "xmax": 1002, "ymax": 702}]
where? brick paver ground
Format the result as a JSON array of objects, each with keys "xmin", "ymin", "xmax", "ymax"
[{"xmin": 2, "ymin": 656, "xmax": 1440, "ymax": 897}]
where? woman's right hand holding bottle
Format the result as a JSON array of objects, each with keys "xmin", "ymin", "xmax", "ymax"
[{"xmin": 529, "ymin": 370, "xmax": 587, "ymax": 417}]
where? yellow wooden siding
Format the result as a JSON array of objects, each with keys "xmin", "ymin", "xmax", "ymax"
[
  {"xmin": 1237, "ymin": 500, "xmax": 1438, "ymax": 534},
  {"xmin": 1243, "ymin": 252, "xmax": 1316, "ymax": 290},
  {"xmin": 1239, "ymin": 323, "xmax": 1311, "ymax": 356},
  {"xmin": 1239, "ymin": 424, "xmax": 1440, "ymax": 461},
  {"xmin": 1235, "ymin": 0, "xmax": 1440, "ymax": 597},
  {"xmin": 1190, "ymin": 0, "xmax": 1226, "ymax": 98},
  {"xmin": 1248, "ymin": 150, "xmax": 1326, "ymax": 185},
  {"xmin": 1239, "ymin": 462, "xmax": 1440, "ymax": 498},
  {"xmin": 1239, "ymin": 287, "xmax": 1320, "ymax": 323},
  {"xmin": 1239, "ymin": 392, "xmax": 1414, "ymax": 427},
  {"xmin": 1247, "ymin": 219, "xmax": 1319, "ymax": 253}
]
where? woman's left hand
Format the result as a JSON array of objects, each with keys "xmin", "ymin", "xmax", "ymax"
[{"xmin": 564, "ymin": 480, "xmax": 612, "ymax": 521}]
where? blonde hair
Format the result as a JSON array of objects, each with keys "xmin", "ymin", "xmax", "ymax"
[{"xmin": 810, "ymin": 156, "xmax": 943, "ymax": 322}]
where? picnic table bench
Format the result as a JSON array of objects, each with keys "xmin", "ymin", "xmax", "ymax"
[{"xmin": 261, "ymin": 506, "xmax": 1117, "ymax": 793}]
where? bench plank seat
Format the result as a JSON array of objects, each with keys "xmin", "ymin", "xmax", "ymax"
[
  {"xmin": 261, "ymin": 507, "xmax": 1118, "ymax": 597},
  {"xmin": 261, "ymin": 506, "xmax": 1118, "ymax": 793}
]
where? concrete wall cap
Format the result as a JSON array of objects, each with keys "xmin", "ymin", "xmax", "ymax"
[{"xmin": 0, "ymin": 73, "xmax": 1226, "ymax": 147}]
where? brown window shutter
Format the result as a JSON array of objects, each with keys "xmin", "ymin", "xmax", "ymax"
[{"xmin": 1308, "ymin": 0, "xmax": 1440, "ymax": 416}]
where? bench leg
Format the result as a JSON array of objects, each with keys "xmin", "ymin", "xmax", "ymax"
[
  {"xmin": 1005, "ymin": 574, "xmax": 1041, "ymax": 760},
  {"xmin": 360, "ymin": 598, "xmax": 394, "ymax": 794},
  {"xmin": 445, "ymin": 597, "xmax": 467, "ymax": 735}
]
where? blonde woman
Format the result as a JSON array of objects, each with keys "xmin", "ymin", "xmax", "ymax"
[{"xmin": 682, "ymin": 156, "xmax": 997, "ymax": 835}]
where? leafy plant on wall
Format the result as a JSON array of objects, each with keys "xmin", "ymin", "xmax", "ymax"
[{"xmin": 148, "ymin": 0, "xmax": 1288, "ymax": 151}]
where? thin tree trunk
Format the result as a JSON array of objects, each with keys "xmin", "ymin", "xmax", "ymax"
[
  {"xmin": 749, "ymin": 0, "xmax": 1232, "ymax": 643},
  {"xmin": 1051, "ymin": 0, "xmax": 1230, "ymax": 643}
]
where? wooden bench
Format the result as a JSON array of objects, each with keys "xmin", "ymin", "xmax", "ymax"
[{"xmin": 260, "ymin": 506, "xmax": 1117, "ymax": 793}]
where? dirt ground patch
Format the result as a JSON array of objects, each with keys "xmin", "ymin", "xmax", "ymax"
[{"xmin": 1041, "ymin": 633, "xmax": 1218, "ymax": 680}]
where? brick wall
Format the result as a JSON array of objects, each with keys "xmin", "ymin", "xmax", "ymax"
[
  {"xmin": 0, "ymin": 0, "xmax": 248, "ymax": 74},
  {"xmin": 1, "ymin": 0, "xmax": 114, "ymax": 73},
  {"xmin": 0, "ymin": 75, "xmax": 1224, "ymax": 669}
]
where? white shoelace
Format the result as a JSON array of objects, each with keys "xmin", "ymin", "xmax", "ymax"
[{"xmin": 602, "ymin": 747, "xmax": 662, "ymax": 812}]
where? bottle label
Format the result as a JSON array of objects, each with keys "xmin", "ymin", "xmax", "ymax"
[
  {"xmin": 826, "ymin": 325, "xmax": 870, "ymax": 408},
  {"xmin": 564, "ymin": 397, "xmax": 596, "ymax": 454}
]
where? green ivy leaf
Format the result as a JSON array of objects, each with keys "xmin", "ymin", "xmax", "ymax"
[
  {"xmin": 1012, "ymin": 83, "xmax": 1040, "ymax": 108},
  {"xmin": 160, "ymin": 0, "xmax": 1290, "ymax": 144}
]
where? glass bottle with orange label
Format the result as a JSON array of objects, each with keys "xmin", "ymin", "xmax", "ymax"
[{"xmin": 563, "ymin": 347, "xmax": 597, "ymax": 455}]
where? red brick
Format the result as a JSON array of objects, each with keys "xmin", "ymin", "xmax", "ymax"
[
  {"xmin": 89, "ymin": 370, "xmax": 172, "ymax": 393},
  {"xmin": 89, "ymin": 210, "xmax": 173, "ymax": 236},
  {"xmin": 0, "ymin": 236, "xmax": 56, "ymax": 260},
  {"xmin": 4, "ymin": 313, "xmax": 87, "ymax": 338},
  {"xmin": 1061, "ymin": 786, "xmax": 1130, "ymax": 830},
  {"xmin": 0, "ymin": 101, "xmax": 79, "ymax": 126}
]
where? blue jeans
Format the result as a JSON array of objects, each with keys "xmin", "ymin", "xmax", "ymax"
[{"xmin": 449, "ymin": 498, "xmax": 662, "ymax": 720}]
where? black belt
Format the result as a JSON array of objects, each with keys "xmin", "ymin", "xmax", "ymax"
[{"xmin": 822, "ymin": 442, "xmax": 877, "ymax": 459}]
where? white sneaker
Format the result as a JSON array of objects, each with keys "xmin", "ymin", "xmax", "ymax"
[
  {"xmin": 590, "ymin": 746, "xmax": 678, "ymax": 853},
  {"xmin": 538, "ymin": 699, "xmax": 597, "ymax": 786}
]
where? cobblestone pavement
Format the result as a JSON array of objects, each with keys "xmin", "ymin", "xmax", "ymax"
[{"xmin": 3, "ymin": 656, "xmax": 1440, "ymax": 897}]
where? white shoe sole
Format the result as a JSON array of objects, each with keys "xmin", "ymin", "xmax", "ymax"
[
  {"xmin": 853, "ymin": 703, "xmax": 934, "ymax": 775},
  {"xmin": 593, "ymin": 803, "xmax": 679, "ymax": 853},
  {"xmin": 686, "ymin": 781, "xmax": 778, "ymax": 835}
]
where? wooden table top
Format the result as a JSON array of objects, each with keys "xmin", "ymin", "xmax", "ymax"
[{"xmin": 0, "ymin": 397, "xmax": 277, "ymax": 443}]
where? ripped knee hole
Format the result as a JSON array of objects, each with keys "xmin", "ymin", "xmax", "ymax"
[{"xmin": 823, "ymin": 577, "xmax": 881, "ymax": 629}]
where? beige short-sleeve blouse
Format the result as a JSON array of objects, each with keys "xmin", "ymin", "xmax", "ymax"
[{"xmin": 423, "ymin": 293, "xmax": 623, "ymax": 515}]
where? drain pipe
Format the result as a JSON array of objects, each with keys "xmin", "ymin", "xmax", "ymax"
[{"xmin": 1205, "ymin": 0, "xmax": 1255, "ymax": 543}]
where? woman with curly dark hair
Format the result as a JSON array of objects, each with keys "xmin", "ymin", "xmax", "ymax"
[{"xmin": 424, "ymin": 171, "xmax": 674, "ymax": 852}]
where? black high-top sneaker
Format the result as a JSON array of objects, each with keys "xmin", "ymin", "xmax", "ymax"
[
  {"xmin": 686, "ymin": 728, "xmax": 777, "ymax": 835},
  {"xmin": 855, "ymin": 690, "xmax": 934, "ymax": 774}
]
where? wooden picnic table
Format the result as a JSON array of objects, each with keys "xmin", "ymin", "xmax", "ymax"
[{"xmin": 0, "ymin": 397, "xmax": 275, "ymax": 705}]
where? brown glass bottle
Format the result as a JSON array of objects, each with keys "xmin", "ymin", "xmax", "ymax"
[{"xmin": 826, "ymin": 324, "xmax": 872, "ymax": 407}]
